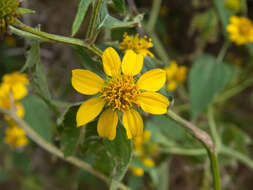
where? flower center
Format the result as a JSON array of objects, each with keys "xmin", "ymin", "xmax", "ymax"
[{"xmin": 100, "ymin": 75, "xmax": 140, "ymax": 111}]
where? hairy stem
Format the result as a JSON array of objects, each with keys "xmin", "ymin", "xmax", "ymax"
[
  {"xmin": 167, "ymin": 110, "xmax": 221, "ymax": 190},
  {"xmin": 12, "ymin": 21, "xmax": 102, "ymax": 57}
]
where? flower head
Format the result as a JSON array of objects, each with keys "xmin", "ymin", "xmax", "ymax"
[
  {"xmin": 71, "ymin": 47, "xmax": 170, "ymax": 140},
  {"xmin": 119, "ymin": 33, "xmax": 154, "ymax": 57},
  {"xmin": 4, "ymin": 124, "xmax": 28, "ymax": 148},
  {"xmin": 226, "ymin": 16, "xmax": 253, "ymax": 45},
  {"xmin": 165, "ymin": 60, "xmax": 187, "ymax": 91},
  {"xmin": 0, "ymin": 0, "xmax": 20, "ymax": 35}
]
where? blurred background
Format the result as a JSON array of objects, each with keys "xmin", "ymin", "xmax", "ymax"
[{"xmin": 1, "ymin": 0, "xmax": 253, "ymax": 189}]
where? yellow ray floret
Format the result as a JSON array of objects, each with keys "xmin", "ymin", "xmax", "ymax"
[
  {"xmin": 119, "ymin": 33, "xmax": 154, "ymax": 57},
  {"xmin": 226, "ymin": 16, "xmax": 253, "ymax": 45},
  {"xmin": 71, "ymin": 47, "xmax": 170, "ymax": 140}
]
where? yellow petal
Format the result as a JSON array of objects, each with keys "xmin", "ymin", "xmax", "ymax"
[
  {"xmin": 138, "ymin": 92, "xmax": 170, "ymax": 114},
  {"xmin": 122, "ymin": 50, "xmax": 143, "ymax": 76},
  {"xmin": 122, "ymin": 109, "xmax": 143, "ymax": 139},
  {"xmin": 102, "ymin": 47, "xmax": 121, "ymax": 77},
  {"xmin": 72, "ymin": 69, "xmax": 104, "ymax": 95},
  {"xmin": 97, "ymin": 109, "xmax": 118, "ymax": 140},
  {"xmin": 137, "ymin": 69, "xmax": 166, "ymax": 91},
  {"xmin": 76, "ymin": 97, "xmax": 105, "ymax": 126}
]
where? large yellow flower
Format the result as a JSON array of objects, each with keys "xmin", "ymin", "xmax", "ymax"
[
  {"xmin": 226, "ymin": 16, "xmax": 253, "ymax": 45},
  {"xmin": 119, "ymin": 33, "xmax": 154, "ymax": 57},
  {"xmin": 72, "ymin": 47, "xmax": 170, "ymax": 140}
]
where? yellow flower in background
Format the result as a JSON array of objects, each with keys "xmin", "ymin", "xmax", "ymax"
[
  {"xmin": 2, "ymin": 72, "xmax": 29, "ymax": 100},
  {"xmin": 130, "ymin": 130, "xmax": 157, "ymax": 176},
  {"xmin": 71, "ymin": 47, "xmax": 170, "ymax": 140},
  {"xmin": 129, "ymin": 167, "xmax": 144, "ymax": 177},
  {"xmin": 224, "ymin": 0, "xmax": 241, "ymax": 12},
  {"xmin": 119, "ymin": 33, "xmax": 154, "ymax": 57},
  {"xmin": 159, "ymin": 5, "xmax": 168, "ymax": 16},
  {"xmin": 226, "ymin": 16, "xmax": 253, "ymax": 45},
  {"xmin": 4, "ymin": 124, "xmax": 28, "ymax": 148},
  {"xmin": 165, "ymin": 60, "xmax": 187, "ymax": 91}
]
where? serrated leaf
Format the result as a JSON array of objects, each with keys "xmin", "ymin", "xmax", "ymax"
[
  {"xmin": 112, "ymin": 0, "xmax": 125, "ymax": 13},
  {"xmin": 16, "ymin": 8, "xmax": 35, "ymax": 15},
  {"xmin": 21, "ymin": 94, "xmax": 52, "ymax": 142},
  {"xmin": 72, "ymin": 0, "xmax": 94, "ymax": 36},
  {"xmin": 60, "ymin": 106, "xmax": 80, "ymax": 157},
  {"xmin": 189, "ymin": 54, "xmax": 230, "ymax": 114},
  {"xmin": 97, "ymin": 2, "xmax": 143, "ymax": 30}
]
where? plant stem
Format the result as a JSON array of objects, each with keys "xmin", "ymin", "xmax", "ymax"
[
  {"xmin": 216, "ymin": 40, "xmax": 230, "ymax": 63},
  {"xmin": 12, "ymin": 21, "xmax": 102, "ymax": 57},
  {"xmin": 215, "ymin": 76, "xmax": 253, "ymax": 102},
  {"xmin": 146, "ymin": 0, "xmax": 162, "ymax": 31},
  {"xmin": 160, "ymin": 147, "xmax": 206, "ymax": 156},
  {"xmin": 86, "ymin": 0, "xmax": 103, "ymax": 42},
  {"xmin": 167, "ymin": 110, "xmax": 221, "ymax": 190},
  {"xmin": 220, "ymin": 145, "xmax": 253, "ymax": 170},
  {"xmin": 149, "ymin": 31, "xmax": 170, "ymax": 64},
  {"xmin": 207, "ymin": 105, "xmax": 221, "ymax": 151},
  {"xmin": 0, "ymin": 107, "xmax": 130, "ymax": 190}
]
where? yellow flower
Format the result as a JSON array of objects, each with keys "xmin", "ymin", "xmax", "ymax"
[
  {"xmin": 159, "ymin": 5, "xmax": 168, "ymax": 16},
  {"xmin": 2, "ymin": 72, "xmax": 29, "ymax": 100},
  {"xmin": 71, "ymin": 47, "xmax": 170, "ymax": 140},
  {"xmin": 4, "ymin": 124, "xmax": 28, "ymax": 148},
  {"xmin": 119, "ymin": 33, "xmax": 154, "ymax": 57},
  {"xmin": 142, "ymin": 158, "xmax": 155, "ymax": 167},
  {"xmin": 129, "ymin": 167, "xmax": 144, "ymax": 177},
  {"xmin": 226, "ymin": 16, "xmax": 253, "ymax": 45},
  {"xmin": 0, "ymin": 72, "xmax": 28, "ymax": 118},
  {"xmin": 165, "ymin": 60, "xmax": 187, "ymax": 91}
]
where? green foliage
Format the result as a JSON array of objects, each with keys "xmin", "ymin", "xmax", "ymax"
[
  {"xmin": 112, "ymin": 0, "xmax": 126, "ymax": 13},
  {"xmin": 189, "ymin": 54, "xmax": 231, "ymax": 114},
  {"xmin": 72, "ymin": 0, "xmax": 94, "ymax": 36},
  {"xmin": 22, "ymin": 94, "xmax": 52, "ymax": 142},
  {"xmin": 97, "ymin": 1, "xmax": 143, "ymax": 30},
  {"xmin": 59, "ymin": 106, "xmax": 80, "ymax": 157},
  {"xmin": 149, "ymin": 161, "xmax": 169, "ymax": 190}
]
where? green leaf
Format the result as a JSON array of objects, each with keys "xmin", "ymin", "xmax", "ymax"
[
  {"xmin": 214, "ymin": 0, "xmax": 233, "ymax": 33},
  {"xmin": 112, "ymin": 0, "xmax": 125, "ymax": 13},
  {"xmin": 221, "ymin": 124, "xmax": 251, "ymax": 155},
  {"xmin": 149, "ymin": 161, "xmax": 169, "ymax": 190},
  {"xmin": 21, "ymin": 42, "xmax": 40, "ymax": 72},
  {"xmin": 73, "ymin": 46, "xmax": 104, "ymax": 75},
  {"xmin": 60, "ymin": 106, "xmax": 80, "ymax": 157},
  {"xmin": 28, "ymin": 42, "xmax": 51, "ymax": 101},
  {"xmin": 21, "ymin": 94, "xmax": 52, "ymax": 142},
  {"xmin": 189, "ymin": 54, "xmax": 230, "ymax": 114},
  {"xmin": 104, "ymin": 124, "xmax": 132, "ymax": 190},
  {"xmin": 17, "ymin": 8, "xmax": 35, "ymax": 15},
  {"xmin": 97, "ymin": 2, "xmax": 143, "ymax": 30},
  {"xmin": 72, "ymin": 0, "xmax": 94, "ymax": 36},
  {"xmin": 145, "ymin": 115, "xmax": 192, "ymax": 147}
]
